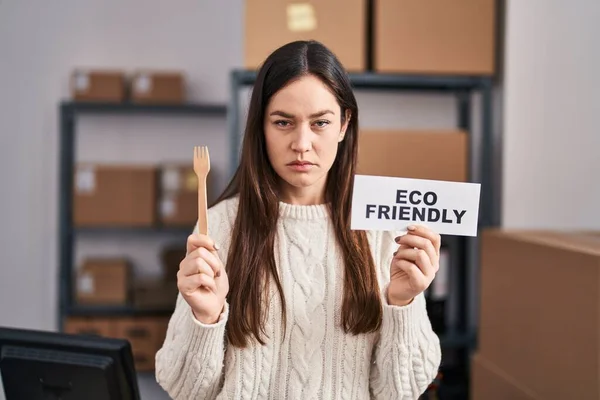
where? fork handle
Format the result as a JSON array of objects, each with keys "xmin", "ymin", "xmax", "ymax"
[{"xmin": 198, "ymin": 177, "xmax": 208, "ymax": 235}]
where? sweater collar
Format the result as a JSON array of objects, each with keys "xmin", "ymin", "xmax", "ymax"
[{"xmin": 278, "ymin": 201, "xmax": 329, "ymax": 220}]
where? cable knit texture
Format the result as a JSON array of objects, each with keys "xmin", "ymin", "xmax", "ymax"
[{"xmin": 155, "ymin": 196, "xmax": 442, "ymax": 399}]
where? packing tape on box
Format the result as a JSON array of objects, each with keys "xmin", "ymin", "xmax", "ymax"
[
  {"xmin": 77, "ymin": 273, "xmax": 95, "ymax": 294},
  {"xmin": 287, "ymin": 3, "xmax": 317, "ymax": 32},
  {"xmin": 73, "ymin": 71, "xmax": 90, "ymax": 92},
  {"xmin": 162, "ymin": 167, "xmax": 181, "ymax": 192},
  {"xmin": 185, "ymin": 170, "xmax": 197, "ymax": 191},
  {"xmin": 76, "ymin": 166, "xmax": 96, "ymax": 194},
  {"xmin": 161, "ymin": 196, "xmax": 177, "ymax": 217},
  {"xmin": 134, "ymin": 73, "xmax": 152, "ymax": 94}
]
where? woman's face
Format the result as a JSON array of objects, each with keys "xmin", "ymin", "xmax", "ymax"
[{"xmin": 264, "ymin": 74, "xmax": 349, "ymax": 204}]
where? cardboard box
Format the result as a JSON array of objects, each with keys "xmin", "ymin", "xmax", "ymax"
[
  {"xmin": 374, "ymin": 0, "xmax": 496, "ymax": 75},
  {"xmin": 159, "ymin": 193, "xmax": 196, "ymax": 226},
  {"xmin": 75, "ymin": 258, "xmax": 132, "ymax": 305},
  {"xmin": 357, "ymin": 130, "xmax": 468, "ymax": 182},
  {"xmin": 113, "ymin": 317, "xmax": 170, "ymax": 371},
  {"xmin": 63, "ymin": 317, "xmax": 114, "ymax": 337},
  {"xmin": 73, "ymin": 164, "xmax": 157, "ymax": 227},
  {"xmin": 244, "ymin": 0, "xmax": 367, "ymax": 72},
  {"xmin": 478, "ymin": 230, "xmax": 600, "ymax": 399},
  {"xmin": 471, "ymin": 353, "xmax": 538, "ymax": 400},
  {"xmin": 159, "ymin": 165, "xmax": 197, "ymax": 227},
  {"xmin": 130, "ymin": 71, "xmax": 185, "ymax": 104},
  {"xmin": 160, "ymin": 245, "xmax": 186, "ymax": 281},
  {"xmin": 133, "ymin": 278, "xmax": 178, "ymax": 310},
  {"xmin": 70, "ymin": 69, "xmax": 126, "ymax": 102}
]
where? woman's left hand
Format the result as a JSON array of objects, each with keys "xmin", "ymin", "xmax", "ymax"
[{"xmin": 388, "ymin": 225, "xmax": 441, "ymax": 306}]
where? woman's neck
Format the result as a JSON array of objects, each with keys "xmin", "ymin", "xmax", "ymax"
[
  {"xmin": 279, "ymin": 182, "xmax": 326, "ymax": 206},
  {"xmin": 278, "ymin": 201, "xmax": 329, "ymax": 220}
]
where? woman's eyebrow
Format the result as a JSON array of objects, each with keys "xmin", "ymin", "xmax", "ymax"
[
  {"xmin": 268, "ymin": 109, "xmax": 335, "ymax": 118},
  {"xmin": 269, "ymin": 110, "xmax": 294, "ymax": 118}
]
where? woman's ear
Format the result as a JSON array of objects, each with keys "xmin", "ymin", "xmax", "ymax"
[{"xmin": 339, "ymin": 109, "xmax": 352, "ymax": 142}]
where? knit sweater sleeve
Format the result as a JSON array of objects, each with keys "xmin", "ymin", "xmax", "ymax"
[
  {"xmin": 155, "ymin": 198, "xmax": 237, "ymax": 399},
  {"xmin": 369, "ymin": 230, "xmax": 442, "ymax": 400}
]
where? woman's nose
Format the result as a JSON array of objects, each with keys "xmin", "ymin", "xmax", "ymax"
[{"xmin": 291, "ymin": 125, "xmax": 312, "ymax": 152}]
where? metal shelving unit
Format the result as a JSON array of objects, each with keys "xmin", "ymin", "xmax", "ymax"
[
  {"xmin": 227, "ymin": 68, "xmax": 496, "ymax": 393},
  {"xmin": 57, "ymin": 100, "xmax": 227, "ymax": 330}
]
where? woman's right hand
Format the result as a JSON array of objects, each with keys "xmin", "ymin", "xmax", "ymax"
[{"xmin": 177, "ymin": 233, "xmax": 229, "ymax": 324}]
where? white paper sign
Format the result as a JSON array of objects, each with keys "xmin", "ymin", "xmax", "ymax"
[{"xmin": 351, "ymin": 175, "xmax": 481, "ymax": 237}]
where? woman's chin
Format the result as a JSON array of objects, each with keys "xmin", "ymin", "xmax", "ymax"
[{"xmin": 281, "ymin": 174, "xmax": 322, "ymax": 190}]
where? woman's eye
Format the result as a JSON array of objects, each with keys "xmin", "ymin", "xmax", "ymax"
[
  {"xmin": 275, "ymin": 120, "xmax": 291, "ymax": 127},
  {"xmin": 313, "ymin": 120, "xmax": 330, "ymax": 128}
]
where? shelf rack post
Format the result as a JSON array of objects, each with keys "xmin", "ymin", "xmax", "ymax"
[{"xmin": 58, "ymin": 103, "xmax": 76, "ymax": 330}]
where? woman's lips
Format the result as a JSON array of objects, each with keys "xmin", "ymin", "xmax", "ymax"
[{"xmin": 287, "ymin": 161, "xmax": 314, "ymax": 172}]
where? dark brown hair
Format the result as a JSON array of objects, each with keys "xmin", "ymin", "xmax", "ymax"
[{"xmin": 214, "ymin": 40, "xmax": 382, "ymax": 347}]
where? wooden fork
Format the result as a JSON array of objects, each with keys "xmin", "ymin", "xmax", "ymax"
[{"xmin": 193, "ymin": 146, "xmax": 210, "ymax": 235}]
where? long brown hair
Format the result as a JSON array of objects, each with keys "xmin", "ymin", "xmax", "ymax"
[{"xmin": 214, "ymin": 40, "xmax": 382, "ymax": 347}]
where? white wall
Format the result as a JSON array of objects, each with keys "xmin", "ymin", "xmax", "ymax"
[
  {"xmin": 0, "ymin": 1, "xmax": 471, "ymax": 334},
  {"xmin": 502, "ymin": 0, "xmax": 600, "ymax": 228}
]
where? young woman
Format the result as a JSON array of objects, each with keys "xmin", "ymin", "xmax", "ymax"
[{"xmin": 155, "ymin": 40, "xmax": 442, "ymax": 399}]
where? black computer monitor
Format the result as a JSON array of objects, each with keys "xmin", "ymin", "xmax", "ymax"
[{"xmin": 0, "ymin": 325, "xmax": 141, "ymax": 400}]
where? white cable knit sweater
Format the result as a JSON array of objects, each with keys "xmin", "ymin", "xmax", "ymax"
[{"xmin": 155, "ymin": 197, "xmax": 441, "ymax": 399}]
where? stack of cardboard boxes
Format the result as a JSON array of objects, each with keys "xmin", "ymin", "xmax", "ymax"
[
  {"xmin": 473, "ymin": 230, "xmax": 600, "ymax": 399},
  {"xmin": 71, "ymin": 69, "xmax": 185, "ymax": 104},
  {"xmin": 72, "ymin": 1, "xmax": 497, "ymax": 102},
  {"xmin": 69, "ymin": 247, "xmax": 182, "ymax": 371},
  {"xmin": 73, "ymin": 251, "xmax": 182, "ymax": 313},
  {"xmin": 244, "ymin": 0, "xmax": 497, "ymax": 76},
  {"xmin": 69, "ymin": 246, "xmax": 181, "ymax": 372},
  {"xmin": 73, "ymin": 163, "xmax": 200, "ymax": 228},
  {"xmin": 64, "ymin": 316, "xmax": 170, "ymax": 371}
]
